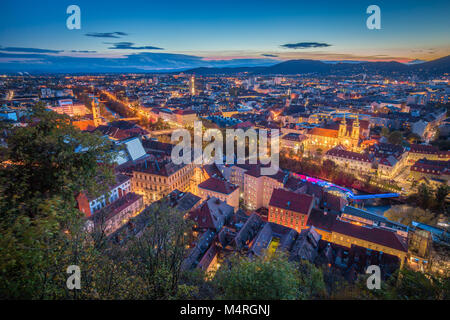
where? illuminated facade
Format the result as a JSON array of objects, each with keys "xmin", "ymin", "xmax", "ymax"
[
  {"xmin": 132, "ymin": 161, "xmax": 196, "ymax": 204},
  {"xmin": 189, "ymin": 75, "xmax": 196, "ymax": 96},
  {"xmin": 244, "ymin": 168, "xmax": 286, "ymax": 211},
  {"xmin": 268, "ymin": 189, "xmax": 314, "ymax": 233},
  {"xmin": 303, "ymin": 116, "xmax": 360, "ymax": 152}
]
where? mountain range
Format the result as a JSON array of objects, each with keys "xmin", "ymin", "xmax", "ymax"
[
  {"xmin": 1, "ymin": 49, "xmax": 448, "ymax": 75},
  {"xmin": 185, "ymin": 55, "xmax": 450, "ymax": 76}
]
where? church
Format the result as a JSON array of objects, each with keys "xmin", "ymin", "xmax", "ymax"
[{"xmin": 303, "ymin": 116, "xmax": 360, "ymax": 153}]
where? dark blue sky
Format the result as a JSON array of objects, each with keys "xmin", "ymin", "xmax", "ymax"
[{"xmin": 0, "ymin": 0, "xmax": 449, "ymax": 71}]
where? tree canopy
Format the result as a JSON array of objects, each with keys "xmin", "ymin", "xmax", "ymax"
[
  {"xmin": 384, "ymin": 205, "xmax": 438, "ymax": 226},
  {"xmin": 213, "ymin": 253, "xmax": 301, "ymax": 300}
]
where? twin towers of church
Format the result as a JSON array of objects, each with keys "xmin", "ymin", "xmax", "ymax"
[{"xmin": 338, "ymin": 115, "xmax": 360, "ymax": 140}]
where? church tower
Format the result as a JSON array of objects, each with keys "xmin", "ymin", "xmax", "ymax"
[
  {"xmin": 189, "ymin": 75, "xmax": 196, "ymax": 96},
  {"xmin": 338, "ymin": 115, "xmax": 347, "ymax": 138},
  {"xmin": 351, "ymin": 115, "xmax": 360, "ymax": 140},
  {"xmin": 91, "ymin": 99, "xmax": 101, "ymax": 127}
]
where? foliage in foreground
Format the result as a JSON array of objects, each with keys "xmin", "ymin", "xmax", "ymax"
[{"xmin": 0, "ymin": 103, "xmax": 448, "ymax": 300}]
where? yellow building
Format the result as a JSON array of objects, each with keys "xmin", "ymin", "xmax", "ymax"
[
  {"xmin": 303, "ymin": 116, "xmax": 360, "ymax": 152},
  {"xmin": 308, "ymin": 210, "xmax": 408, "ymax": 268},
  {"xmin": 132, "ymin": 161, "xmax": 196, "ymax": 204},
  {"xmin": 244, "ymin": 167, "xmax": 287, "ymax": 211},
  {"xmin": 198, "ymin": 177, "xmax": 240, "ymax": 211}
]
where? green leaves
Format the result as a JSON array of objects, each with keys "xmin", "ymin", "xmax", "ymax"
[
  {"xmin": 384, "ymin": 205, "xmax": 438, "ymax": 226},
  {"xmin": 380, "ymin": 268, "xmax": 450, "ymax": 300},
  {"xmin": 213, "ymin": 252, "xmax": 302, "ymax": 300},
  {"xmin": 0, "ymin": 103, "xmax": 117, "ymax": 299}
]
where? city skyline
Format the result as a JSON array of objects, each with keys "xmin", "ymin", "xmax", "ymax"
[{"xmin": 1, "ymin": 0, "xmax": 449, "ymax": 72}]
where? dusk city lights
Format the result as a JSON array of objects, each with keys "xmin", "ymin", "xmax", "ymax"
[{"xmin": 0, "ymin": 0, "xmax": 449, "ymax": 312}]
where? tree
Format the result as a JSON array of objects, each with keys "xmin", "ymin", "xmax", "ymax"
[
  {"xmin": 0, "ymin": 103, "xmax": 116, "ymax": 217},
  {"xmin": 297, "ymin": 261, "xmax": 327, "ymax": 299},
  {"xmin": 381, "ymin": 127, "xmax": 390, "ymax": 137},
  {"xmin": 384, "ymin": 205, "xmax": 437, "ymax": 226},
  {"xmin": 435, "ymin": 184, "xmax": 449, "ymax": 214},
  {"xmin": 125, "ymin": 202, "xmax": 197, "ymax": 299},
  {"xmin": 0, "ymin": 103, "xmax": 204, "ymax": 299},
  {"xmin": 149, "ymin": 118, "xmax": 170, "ymax": 130},
  {"xmin": 0, "ymin": 103, "xmax": 117, "ymax": 298},
  {"xmin": 378, "ymin": 268, "xmax": 449, "ymax": 300},
  {"xmin": 407, "ymin": 133, "xmax": 422, "ymax": 144},
  {"xmin": 213, "ymin": 252, "xmax": 300, "ymax": 300},
  {"xmin": 417, "ymin": 183, "xmax": 432, "ymax": 209},
  {"xmin": 388, "ymin": 131, "xmax": 403, "ymax": 145}
]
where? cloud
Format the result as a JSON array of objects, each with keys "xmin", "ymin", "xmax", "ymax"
[
  {"xmin": 0, "ymin": 46, "xmax": 63, "ymax": 53},
  {"xmin": 70, "ymin": 50, "xmax": 97, "ymax": 53},
  {"xmin": 281, "ymin": 42, "xmax": 332, "ymax": 49},
  {"xmin": 261, "ymin": 53, "xmax": 278, "ymax": 57},
  {"xmin": 106, "ymin": 42, "xmax": 164, "ymax": 50},
  {"xmin": 0, "ymin": 51, "xmax": 276, "ymax": 72},
  {"xmin": 85, "ymin": 32, "xmax": 128, "ymax": 38},
  {"xmin": 411, "ymin": 48, "xmax": 436, "ymax": 54}
]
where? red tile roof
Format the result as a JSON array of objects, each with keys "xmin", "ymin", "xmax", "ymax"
[
  {"xmin": 189, "ymin": 202, "xmax": 215, "ymax": 230},
  {"xmin": 410, "ymin": 158, "xmax": 450, "ymax": 175},
  {"xmin": 198, "ymin": 177, "xmax": 238, "ymax": 195},
  {"xmin": 332, "ymin": 219, "xmax": 408, "ymax": 252},
  {"xmin": 245, "ymin": 165, "xmax": 286, "ymax": 181},
  {"xmin": 410, "ymin": 144, "xmax": 439, "ymax": 154},
  {"xmin": 91, "ymin": 192, "xmax": 143, "ymax": 222},
  {"xmin": 307, "ymin": 209, "xmax": 408, "ymax": 252},
  {"xmin": 326, "ymin": 148, "xmax": 372, "ymax": 162},
  {"xmin": 269, "ymin": 189, "xmax": 314, "ymax": 215},
  {"xmin": 308, "ymin": 127, "xmax": 339, "ymax": 138},
  {"xmin": 307, "ymin": 208, "xmax": 337, "ymax": 232}
]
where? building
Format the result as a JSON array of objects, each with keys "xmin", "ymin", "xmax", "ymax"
[
  {"xmin": 281, "ymin": 133, "xmax": 306, "ymax": 153},
  {"xmin": 218, "ymin": 163, "xmax": 259, "ymax": 198},
  {"xmin": 303, "ymin": 116, "xmax": 360, "ymax": 152},
  {"xmin": 189, "ymin": 75, "xmax": 196, "ymax": 96},
  {"xmin": 325, "ymin": 147, "xmax": 374, "ymax": 174},
  {"xmin": 409, "ymin": 158, "xmax": 450, "ymax": 185},
  {"xmin": 377, "ymin": 156, "xmax": 401, "ymax": 179},
  {"xmin": 289, "ymin": 226, "xmax": 322, "ymax": 262},
  {"xmin": 131, "ymin": 160, "xmax": 196, "ymax": 204},
  {"xmin": 47, "ymin": 99, "xmax": 87, "ymax": 117},
  {"xmin": 0, "ymin": 106, "xmax": 18, "ymax": 121},
  {"xmin": 243, "ymin": 166, "xmax": 287, "ymax": 210},
  {"xmin": 110, "ymin": 190, "xmax": 201, "ymax": 244},
  {"xmin": 341, "ymin": 206, "xmax": 408, "ymax": 236},
  {"xmin": 406, "ymin": 144, "xmax": 450, "ymax": 165},
  {"xmin": 76, "ymin": 173, "xmax": 132, "ymax": 216},
  {"xmin": 307, "ymin": 209, "xmax": 408, "ymax": 267},
  {"xmin": 189, "ymin": 197, "xmax": 234, "ymax": 232},
  {"xmin": 268, "ymin": 189, "xmax": 314, "ymax": 233},
  {"xmin": 248, "ymin": 222, "xmax": 299, "ymax": 259},
  {"xmin": 198, "ymin": 177, "xmax": 240, "ymax": 211},
  {"xmin": 85, "ymin": 192, "xmax": 144, "ymax": 235},
  {"xmin": 174, "ymin": 109, "xmax": 198, "ymax": 126},
  {"xmin": 96, "ymin": 122, "xmax": 148, "ymax": 142}
]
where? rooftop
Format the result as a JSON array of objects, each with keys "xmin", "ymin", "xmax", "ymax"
[
  {"xmin": 198, "ymin": 177, "xmax": 238, "ymax": 195},
  {"xmin": 269, "ymin": 188, "xmax": 314, "ymax": 215}
]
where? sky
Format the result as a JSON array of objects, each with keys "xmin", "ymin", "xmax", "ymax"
[{"xmin": 0, "ymin": 0, "xmax": 449, "ymax": 71}]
